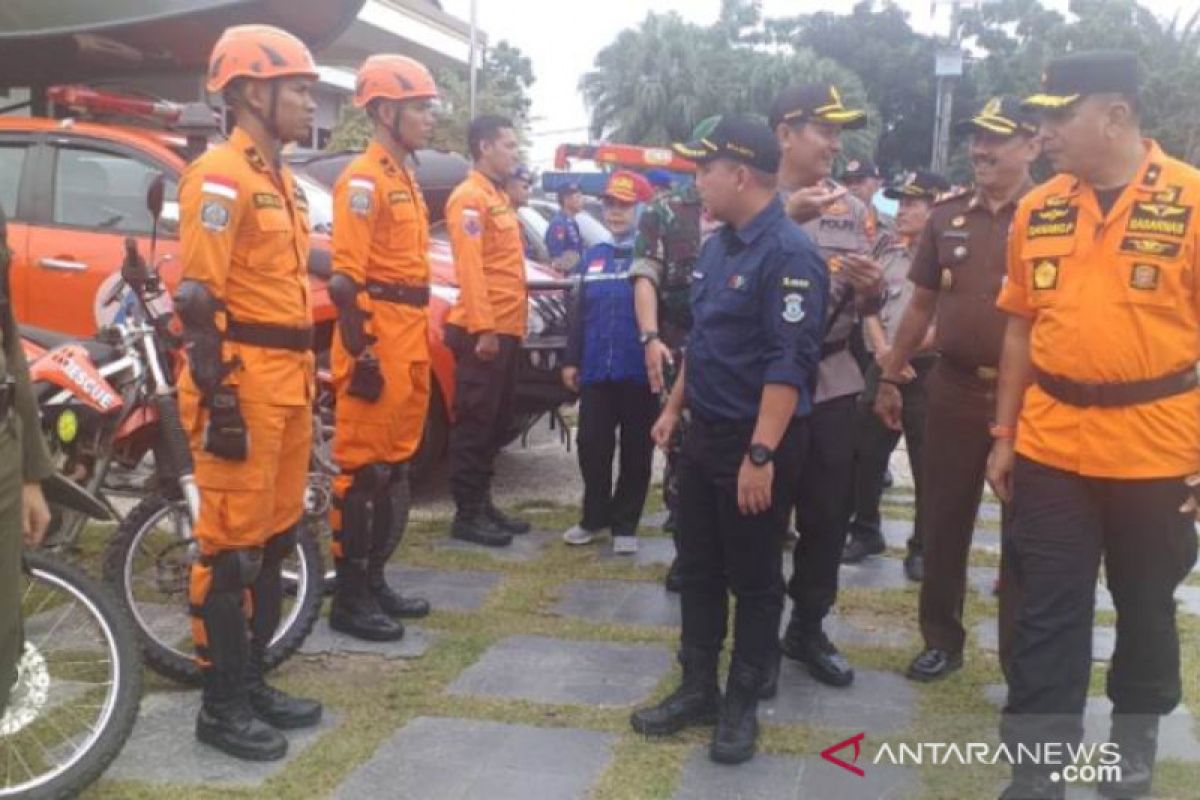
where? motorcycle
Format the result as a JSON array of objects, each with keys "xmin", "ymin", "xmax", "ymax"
[{"xmin": 1, "ymin": 474, "xmax": 142, "ymax": 800}]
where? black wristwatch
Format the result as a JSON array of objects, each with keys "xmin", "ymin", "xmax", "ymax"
[
  {"xmin": 747, "ymin": 443, "xmax": 774, "ymax": 467},
  {"xmin": 639, "ymin": 330, "xmax": 660, "ymax": 346}
]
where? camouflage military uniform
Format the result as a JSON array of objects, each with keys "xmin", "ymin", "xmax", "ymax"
[{"xmin": 629, "ymin": 183, "xmax": 703, "ymax": 541}]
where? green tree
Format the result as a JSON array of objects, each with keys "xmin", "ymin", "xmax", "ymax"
[
  {"xmin": 961, "ymin": 0, "xmax": 1200, "ymax": 165},
  {"xmin": 579, "ymin": 6, "xmax": 878, "ymax": 163},
  {"xmin": 328, "ymin": 39, "xmax": 536, "ymax": 155}
]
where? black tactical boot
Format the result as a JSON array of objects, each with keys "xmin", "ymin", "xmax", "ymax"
[
  {"xmin": 1098, "ymin": 714, "xmax": 1159, "ymax": 799},
  {"xmin": 197, "ymin": 668, "xmax": 287, "ymax": 761},
  {"xmin": 367, "ymin": 474, "xmax": 431, "ymax": 619},
  {"xmin": 710, "ymin": 660, "xmax": 761, "ymax": 764},
  {"xmin": 245, "ymin": 646, "xmax": 322, "ymax": 730},
  {"xmin": 451, "ymin": 503, "xmax": 513, "ymax": 547},
  {"xmin": 330, "ymin": 558, "xmax": 406, "ymax": 642},
  {"xmin": 485, "ymin": 492, "xmax": 531, "ymax": 535},
  {"xmin": 841, "ymin": 531, "xmax": 886, "ymax": 564},
  {"xmin": 630, "ymin": 648, "xmax": 720, "ymax": 736},
  {"xmin": 780, "ymin": 618, "xmax": 855, "ymax": 688}
]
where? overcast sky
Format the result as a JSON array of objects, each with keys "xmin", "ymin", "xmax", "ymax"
[{"xmin": 439, "ymin": 0, "xmax": 1192, "ymax": 169}]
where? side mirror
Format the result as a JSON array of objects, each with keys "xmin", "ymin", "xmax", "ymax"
[{"xmin": 146, "ymin": 174, "xmax": 166, "ymax": 224}]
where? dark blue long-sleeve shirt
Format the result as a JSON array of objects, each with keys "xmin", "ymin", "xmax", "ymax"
[{"xmin": 684, "ymin": 197, "xmax": 829, "ymax": 422}]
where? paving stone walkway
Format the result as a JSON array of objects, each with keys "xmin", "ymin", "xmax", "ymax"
[{"xmin": 90, "ymin": 432, "xmax": 1200, "ymax": 799}]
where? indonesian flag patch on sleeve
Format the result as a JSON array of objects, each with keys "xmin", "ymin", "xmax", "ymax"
[
  {"xmin": 463, "ymin": 208, "xmax": 483, "ymax": 237},
  {"xmin": 201, "ymin": 175, "xmax": 238, "ymax": 201}
]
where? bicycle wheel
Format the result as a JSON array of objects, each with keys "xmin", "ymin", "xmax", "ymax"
[
  {"xmin": 0, "ymin": 552, "xmax": 142, "ymax": 800},
  {"xmin": 102, "ymin": 495, "xmax": 324, "ymax": 685}
]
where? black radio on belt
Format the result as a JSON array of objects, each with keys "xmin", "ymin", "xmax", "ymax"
[
  {"xmin": 0, "ymin": 377, "xmax": 14, "ymax": 420},
  {"xmin": 365, "ymin": 280, "xmax": 430, "ymax": 308}
]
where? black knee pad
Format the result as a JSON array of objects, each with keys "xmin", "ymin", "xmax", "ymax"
[
  {"xmin": 263, "ymin": 525, "xmax": 299, "ymax": 567},
  {"xmin": 208, "ymin": 547, "xmax": 264, "ymax": 590},
  {"xmin": 351, "ymin": 462, "xmax": 393, "ymax": 495}
]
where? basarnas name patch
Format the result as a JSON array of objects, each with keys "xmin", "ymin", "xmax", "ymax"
[{"xmin": 1127, "ymin": 202, "xmax": 1191, "ymax": 238}]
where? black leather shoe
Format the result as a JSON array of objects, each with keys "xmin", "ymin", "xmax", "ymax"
[
  {"xmin": 841, "ymin": 532, "xmax": 886, "ymax": 564},
  {"xmin": 904, "ymin": 552, "xmax": 924, "ymax": 583},
  {"xmin": 196, "ymin": 701, "xmax": 288, "ymax": 762},
  {"xmin": 451, "ymin": 511, "xmax": 513, "ymax": 547},
  {"xmin": 664, "ymin": 559, "xmax": 683, "ymax": 593},
  {"xmin": 710, "ymin": 662, "xmax": 760, "ymax": 764},
  {"xmin": 372, "ymin": 582, "xmax": 431, "ymax": 619},
  {"xmin": 486, "ymin": 500, "xmax": 532, "ymax": 535},
  {"xmin": 631, "ymin": 648, "xmax": 720, "ymax": 736},
  {"xmin": 781, "ymin": 628, "xmax": 854, "ymax": 687},
  {"xmin": 1097, "ymin": 714, "xmax": 1158, "ymax": 799},
  {"xmin": 905, "ymin": 648, "xmax": 963, "ymax": 682}
]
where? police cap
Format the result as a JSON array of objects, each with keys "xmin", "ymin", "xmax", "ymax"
[
  {"xmin": 882, "ymin": 170, "xmax": 951, "ymax": 202},
  {"xmin": 768, "ymin": 84, "xmax": 867, "ymax": 131},
  {"xmin": 1023, "ymin": 50, "xmax": 1140, "ymax": 110}
]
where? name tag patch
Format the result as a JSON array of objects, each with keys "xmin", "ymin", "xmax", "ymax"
[
  {"xmin": 389, "ymin": 190, "xmax": 412, "ymax": 205},
  {"xmin": 781, "ymin": 276, "xmax": 811, "ymax": 290},
  {"xmin": 254, "ymin": 193, "xmax": 283, "ymax": 210},
  {"xmin": 1026, "ymin": 206, "xmax": 1078, "ymax": 239}
]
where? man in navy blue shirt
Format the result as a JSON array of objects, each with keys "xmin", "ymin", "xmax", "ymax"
[
  {"xmin": 545, "ymin": 181, "xmax": 585, "ymax": 273},
  {"xmin": 630, "ymin": 116, "xmax": 828, "ymax": 765}
]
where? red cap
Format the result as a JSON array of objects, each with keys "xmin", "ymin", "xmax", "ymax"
[{"xmin": 604, "ymin": 170, "xmax": 653, "ymax": 203}]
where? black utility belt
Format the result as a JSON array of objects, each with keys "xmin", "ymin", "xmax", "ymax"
[
  {"xmin": 365, "ymin": 280, "xmax": 430, "ymax": 308},
  {"xmin": 0, "ymin": 377, "xmax": 14, "ymax": 420},
  {"xmin": 226, "ymin": 320, "xmax": 313, "ymax": 353},
  {"xmin": 1035, "ymin": 365, "xmax": 1198, "ymax": 408}
]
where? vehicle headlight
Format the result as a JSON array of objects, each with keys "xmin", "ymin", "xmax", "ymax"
[{"xmin": 527, "ymin": 300, "xmax": 548, "ymax": 336}]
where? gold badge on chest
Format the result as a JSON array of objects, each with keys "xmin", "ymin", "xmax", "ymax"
[{"xmin": 1033, "ymin": 259, "xmax": 1059, "ymax": 291}]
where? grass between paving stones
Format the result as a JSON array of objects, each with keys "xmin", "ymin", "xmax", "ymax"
[{"xmin": 83, "ymin": 498, "xmax": 1200, "ymax": 800}]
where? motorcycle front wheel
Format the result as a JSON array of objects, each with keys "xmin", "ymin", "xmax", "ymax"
[
  {"xmin": 1, "ymin": 552, "xmax": 142, "ymax": 800},
  {"xmin": 101, "ymin": 494, "xmax": 323, "ymax": 685}
]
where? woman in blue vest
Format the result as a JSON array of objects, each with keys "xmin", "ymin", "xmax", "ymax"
[{"xmin": 562, "ymin": 171, "xmax": 656, "ymax": 554}]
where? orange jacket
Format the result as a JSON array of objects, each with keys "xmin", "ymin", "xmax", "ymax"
[
  {"xmin": 445, "ymin": 169, "xmax": 527, "ymax": 336},
  {"xmin": 331, "ymin": 140, "xmax": 430, "ymax": 363},
  {"xmin": 997, "ymin": 140, "xmax": 1200, "ymax": 478},
  {"xmin": 178, "ymin": 127, "xmax": 314, "ymax": 406}
]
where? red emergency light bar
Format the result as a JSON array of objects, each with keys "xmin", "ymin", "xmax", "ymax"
[
  {"xmin": 47, "ymin": 85, "xmax": 183, "ymax": 124},
  {"xmin": 553, "ymin": 143, "xmax": 697, "ymax": 174}
]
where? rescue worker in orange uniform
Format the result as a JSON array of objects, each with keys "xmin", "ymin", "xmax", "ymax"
[
  {"xmin": 175, "ymin": 25, "xmax": 322, "ymax": 762},
  {"xmin": 443, "ymin": 115, "xmax": 529, "ymax": 546},
  {"xmin": 326, "ymin": 55, "xmax": 438, "ymax": 642},
  {"xmin": 988, "ymin": 51, "xmax": 1200, "ymax": 799}
]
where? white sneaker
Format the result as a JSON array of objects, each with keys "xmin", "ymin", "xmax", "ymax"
[
  {"xmin": 563, "ymin": 525, "xmax": 606, "ymax": 546},
  {"xmin": 612, "ymin": 535, "xmax": 639, "ymax": 555}
]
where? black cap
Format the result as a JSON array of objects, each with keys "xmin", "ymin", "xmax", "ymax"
[
  {"xmin": 768, "ymin": 84, "xmax": 867, "ymax": 130},
  {"xmin": 673, "ymin": 115, "xmax": 781, "ymax": 174},
  {"xmin": 883, "ymin": 170, "xmax": 951, "ymax": 202},
  {"xmin": 1023, "ymin": 50, "xmax": 1139, "ymax": 110},
  {"xmin": 956, "ymin": 96, "xmax": 1039, "ymax": 137},
  {"xmin": 841, "ymin": 158, "xmax": 881, "ymax": 181}
]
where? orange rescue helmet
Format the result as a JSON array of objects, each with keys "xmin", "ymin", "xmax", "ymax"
[
  {"xmin": 354, "ymin": 54, "xmax": 439, "ymax": 108},
  {"xmin": 206, "ymin": 25, "xmax": 319, "ymax": 93}
]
